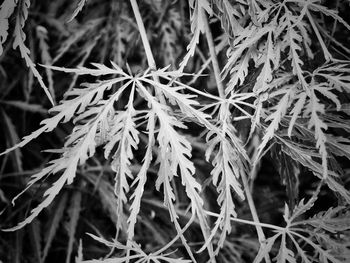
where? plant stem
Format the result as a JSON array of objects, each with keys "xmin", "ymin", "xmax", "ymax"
[
  {"xmin": 204, "ymin": 210, "xmax": 285, "ymax": 231},
  {"xmin": 241, "ymin": 171, "xmax": 272, "ymax": 263},
  {"xmin": 129, "ymin": 0, "xmax": 165, "ymax": 103},
  {"xmin": 129, "ymin": 0, "xmax": 156, "ymax": 70},
  {"xmin": 202, "ymin": 12, "xmax": 225, "ymax": 98},
  {"xmin": 153, "ymin": 214, "xmax": 196, "ymax": 257}
]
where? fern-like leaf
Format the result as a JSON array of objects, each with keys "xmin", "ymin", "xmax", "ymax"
[
  {"xmin": 67, "ymin": 0, "xmax": 87, "ymax": 23},
  {"xmin": 36, "ymin": 25, "xmax": 55, "ymax": 104},
  {"xmin": 108, "ymin": 85, "xmax": 140, "ymax": 231},
  {"xmin": 127, "ymin": 111, "xmax": 155, "ymax": 241},
  {"xmin": 179, "ymin": 0, "xmax": 212, "ymax": 71},
  {"xmin": 0, "ymin": 0, "xmax": 16, "ymax": 56},
  {"xmin": 256, "ymin": 87, "xmax": 294, "ymax": 162},
  {"xmin": 306, "ymin": 88, "xmax": 328, "ymax": 178},
  {"xmin": 13, "ymin": 0, "xmax": 54, "ymax": 105}
]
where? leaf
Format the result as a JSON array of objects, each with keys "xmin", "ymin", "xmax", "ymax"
[
  {"xmin": 296, "ymin": 20, "xmax": 313, "ymax": 59},
  {"xmin": 0, "ymin": 64, "xmax": 130, "ymax": 157},
  {"xmin": 288, "ymin": 91, "xmax": 307, "ymax": 137},
  {"xmin": 0, "ymin": 0, "xmax": 16, "ymax": 56},
  {"xmin": 178, "ymin": 0, "xmax": 212, "ymax": 71},
  {"xmin": 308, "ymin": 2, "xmax": 350, "ymax": 31},
  {"xmin": 307, "ymin": 88, "xmax": 328, "ymax": 178},
  {"xmin": 13, "ymin": 0, "xmax": 55, "ymax": 105},
  {"xmin": 256, "ymin": 87, "xmax": 294, "ymax": 163},
  {"xmin": 137, "ymin": 81, "xmax": 208, "ymax": 260},
  {"xmin": 225, "ymin": 48, "xmax": 251, "ymax": 94},
  {"xmin": 315, "ymin": 62, "xmax": 350, "ymax": 93},
  {"xmin": 274, "ymin": 233, "xmax": 296, "ymax": 263},
  {"xmin": 140, "ymin": 70, "xmax": 213, "ymax": 130},
  {"xmin": 290, "ymin": 230, "xmax": 345, "ymax": 263},
  {"xmin": 253, "ymin": 233, "xmax": 280, "ymax": 263},
  {"xmin": 253, "ymin": 31, "xmax": 275, "ymax": 94},
  {"xmin": 286, "ymin": 180, "xmax": 322, "ymax": 224},
  {"xmin": 200, "ymin": 101, "xmax": 248, "ymax": 254},
  {"xmin": 287, "ymin": 233, "xmax": 312, "ymax": 263},
  {"xmin": 216, "ymin": 0, "xmax": 243, "ymax": 38},
  {"xmin": 108, "ymin": 86, "xmax": 140, "ymax": 231},
  {"xmin": 155, "ymin": 148, "xmax": 196, "ymax": 262},
  {"xmin": 2, "ymin": 157, "xmax": 78, "ymax": 231},
  {"xmin": 279, "ymin": 138, "xmax": 350, "ymax": 204},
  {"xmin": 127, "ymin": 111, "xmax": 155, "ymax": 241},
  {"xmin": 313, "ymin": 232, "xmax": 350, "ymax": 262},
  {"xmin": 287, "ymin": 20, "xmax": 308, "ymax": 89},
  {"xmin": 67, "ymin": 0, "xmax": 87, "ymax": 23},
  {"xmin": 3, "ymin": 82, "xmax": 128, "ymax": 230},
  {"xmin": 303, "ymin": 206, "xmax": 350, "ymax": 233},
  {"xmin": 85, "ymin": 234, "xmax": 191, "ymax": 263},
  {"xmin": 313, "ymin": 83, "xmax": 341, "ymax": 111},
  {"xmin": 36, "ymin": 25, "xmax": 55, "ymax": 104},
  {"xmin": 324, "ymin": 135, "xmax": 350, "ymax": 159},
  {"xmin": 222, "ymin": 26, "xmax": 271, "ymax": 79},
  {"xmin": 86, "ymin": 233, "xmax": 133, "ymax": 250}
]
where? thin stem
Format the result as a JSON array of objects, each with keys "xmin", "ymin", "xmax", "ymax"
[
  {"xmin": 241, "ymin": 171, "xmax": 272, "ymax": 263},
  {"xmin": 129, "ymin": 0, "xmax": 165, "ymax": 103},
  {"xmin": 129, "ymin": 0, "xmax": 156, "ymax": 70},
  {"xmin": 153, "ymin": 214, "xmax": 196, "ymax": 257},
  {"xmin": 241, "ymin": 173, "xmax": 267, "ymax": 240},
  {"xmin": 204, "ymin": 211, "xmax": 285, "ymax": 231},
  {"xmin": 202, "ymin": 11, "xmax": 225, "ymax": 98}
]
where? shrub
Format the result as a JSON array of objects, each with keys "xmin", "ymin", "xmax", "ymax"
[{"xmin": 0, "ymin": 0, "xmax": 350, "ymax": 262}]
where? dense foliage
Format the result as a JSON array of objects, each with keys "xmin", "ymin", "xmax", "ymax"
[{"xmin": 0, "ymin": 0, "xmax": 350, "ymax": 262}]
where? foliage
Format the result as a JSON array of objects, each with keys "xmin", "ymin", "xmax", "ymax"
[{"xmin": 0, "ymin": 0, "xmax": 350, "ymax": 262}]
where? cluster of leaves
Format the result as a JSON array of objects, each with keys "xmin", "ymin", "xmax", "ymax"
[{"xmin": 0, "ymin": 0, "xmax": 350, "ymax": 262}]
